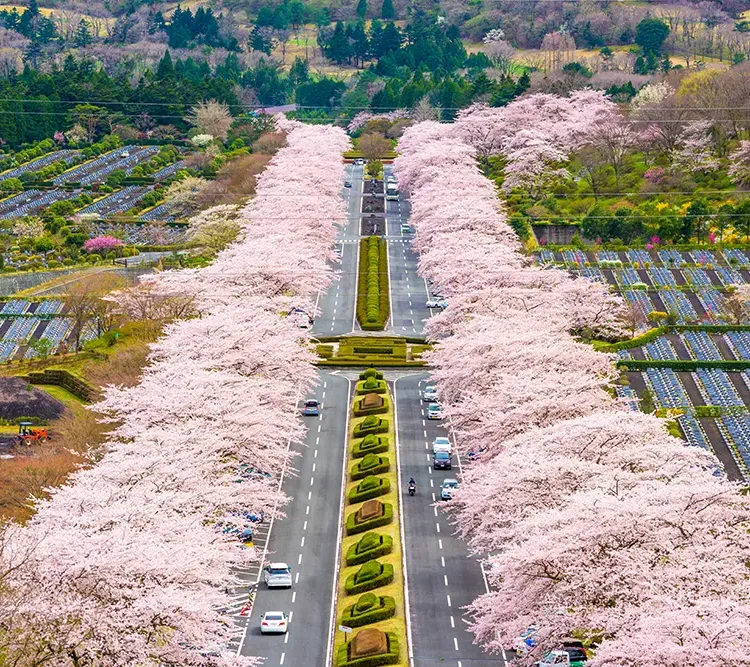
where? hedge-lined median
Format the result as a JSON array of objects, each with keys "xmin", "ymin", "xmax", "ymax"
[
  {"xmin": 356, "ymin": 236, "xmax": 390, "ymax": 331},
  {"xmin": 333, "ymin": 368, "xmax": 407, "ymax": 666}
]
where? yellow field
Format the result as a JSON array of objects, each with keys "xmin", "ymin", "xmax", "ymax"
[{"xmin": 0, "ymin": 5, "xmax": 115, "ymax": 36}]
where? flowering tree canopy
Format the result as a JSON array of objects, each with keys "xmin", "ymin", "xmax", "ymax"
[
  {"xmin": 393, "ymin": 120, "xmax": 750, "ymax": 665},
  {"xmin": 0, "ymin": 121, "xmax": 350, "ymax": 665},
  {"xmin": 82, "ymin": 235, "xmax": 125, "ymax": 254}
]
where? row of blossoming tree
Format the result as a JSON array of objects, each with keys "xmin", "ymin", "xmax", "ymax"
[
  {"xmin": 393, "ymin": 100, "xmax": 750, "ymax": 665},
  {"xmin": 0, "ymin": 120, "xmax": 350, "ymax": 665}
]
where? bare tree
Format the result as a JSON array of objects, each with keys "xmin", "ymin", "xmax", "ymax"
[
  {"xmin": 184, "ymin": 100, "xmax": 233, "ymax": 142},
  {"xmin": 65, "ymin": 272, "xmax": 127, "ymax": 351},
  {"xmin": 619, "ymin": 301, "xmax": 648, "ymax": 338},
  {"xmin": 357, "ymin": 132, "xmax": 393, "ymax": 161}
]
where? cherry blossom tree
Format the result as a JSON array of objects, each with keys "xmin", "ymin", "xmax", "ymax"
[
  {"xmin": 0, "ymin": 121, "xmax": 351, "ymax": 665},
  {"xmin": 672, "ymin": 121, "xmax": 719, "ymax": 174},
  {"xmin": 728, "ymin": 140, "xmax": 750, "ymax": 187},
  {"xmin": 393, "ymin": 119, "xmax": 750, "ymax": 664}
]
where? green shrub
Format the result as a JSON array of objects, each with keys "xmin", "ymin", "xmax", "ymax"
[
  {"xmin": 694, "ymin": 405, "xmax": 723, "ymax": 417},
  {"xmin": 350, "ymin": 455, "xmax": 390, "ymax": 481},
  {"xmin": 344, "ymin": 560, "xmax": 394, "ymax": 595},
  {"xmin": 316, "ymin": 344, "xmax": 334, "ymax": 358},
  {"xmin": 353, "ymin": 395, "xmax": 390, "ymax": 417},
  {"xmin": 356, "ymin": 236, "xmax": 390, "ymax": 331},
  {"xmin": 345, "ymin": 503, "xmax": 394, "ymax": 535},
  {"xmin": 345, "ymin": 532, "xmax": 394, "ymax": 565},
  {"xmin": 340, "ymin": 595, "xmax": 396, "ymax": 628},
  {"xmin": 355, "ymin": 378, "xmax": 387, "ymax": 395},
  {"xmin": 348, "ymin": 475, "xmax": 391, "ymax": 502},
  {"xmin": 619, "ymin": 359, "xmax": 750, "ymax": 371},
  {"xmin": 336, "ymin": 631, "xmax": 399, "ymax": 666},
  {"xmin": 351, "ymin": 435, "xmax": 389, "ymax": 458},
  {"xmin": 359, "ymin": 369, "xmax": 384, "ymax": 380},
  {"xmin": 353, "ymin": 418, "xmax": 389, "ymax": 438}
]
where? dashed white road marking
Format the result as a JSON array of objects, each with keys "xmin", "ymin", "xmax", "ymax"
[
  {"xmin": 453, "ymin": 638, "xmax": 459, "ymax": 651},
  {"xmin": 280, "ymin": 652, "xmax": 285, "ymax": 664},
  {"xmin": 446, "ymin": 594, "xmax": 452, "ymax": 607},
  {"xmin": 297, "ymin": 554, "xmax": 302, "ymax": 565},
  {"xmin": 305, "ymin": 505, "xmax": 310, "ymax": 515},
  {"xmin": 436, "ymin": 523, "xmax": 441, "ymax": 533},
  {"xmin": 303, "ymin": 521, "xmax": 307, "ymax": 531},
  {"xmin": 300, "ymin": 536, "xmax": 305, "ymax": 547},
  {"xmin": 292, "ymin": 592, "xmax": 297, "ymax": 603}
]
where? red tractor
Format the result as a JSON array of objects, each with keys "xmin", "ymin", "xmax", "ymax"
[{"xmin": 17, "ymin": 422, "xmax": 49, "ymax": 445}]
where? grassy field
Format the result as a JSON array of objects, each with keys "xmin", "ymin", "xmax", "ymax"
[
  {"xmin": 0, "ymin": 5, "xmax": 114, "ymax": 36},
  {"xmin": 333, "ymin": 378, "xmax": 407, "ymax": 666}
]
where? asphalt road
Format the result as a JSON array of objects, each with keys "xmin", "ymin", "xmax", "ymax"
[
  {"xmin": 384, "ymin": 166, "xmax": 431, "ymax": 336},
  {"xmin": 394, "ymin": 373, "xmax": 506, "ymax": 667},
  {"xmin": 237, "ymin": 372, "xmax": 351, "ymax": 665},
  {"xmin": 312, "ymin": 164, "xmax": 362, "ymax": 336}
]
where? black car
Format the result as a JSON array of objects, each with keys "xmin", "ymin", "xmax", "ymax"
[{"xmin": 433, "ymin": 451, "xmax": 451, "ymax": 470}]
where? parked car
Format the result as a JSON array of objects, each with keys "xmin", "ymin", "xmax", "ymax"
[
  {"xmin": 514, "ymin": 626, "xmax": 538, "ymax": 655},
  {"xmin": 433, "ymin": 451, "xmax": 451, "ymax": 470},
  {"xmin": 436, "ymin": 299, "xmax": 448, "ymax": 309},
  {"xmin": 432, "ymin": 437, "xmax": 452, "ymax": 455},
  {"xmin": 260, "ymin": 611, "xmax": 288, "ymax": 634},
  {"xmin": 426, "ymin": 403, "xmax": 443, "ymax": 420},
  {"xmin": 423, "ymin": 386, "xmax": 438, "ymax": 402},
  {"xmin": 440, "ymin": 478, "xmax": 459, "ymax": 500},
  {"xmin": 263, "ymin": 562, "xmax": 292, "ymax": 589},
  {"xmin": 344, "ymin": 180, "xmax": 352, "ymax": 188},
  {"xmin": 538, "ymin": 649, "xmax": 586, "ymax": 667},
  {"xmin": 387, "ymin": 174, "xmax": 397, "ymax": 182},
  {"xmin": 303, "ymin": 400, "xmax": 320, "ymax": 416},
  {"xmin": 426, "ymin": 298, "xmax": 442, "ymax": 308}
]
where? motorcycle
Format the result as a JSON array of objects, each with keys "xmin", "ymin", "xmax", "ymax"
[{"xmin": 408, "ymin": 482, "xmax": 416, "ymax": 496}]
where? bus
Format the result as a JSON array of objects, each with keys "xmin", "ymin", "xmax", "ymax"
[{"xmin": 385, "ymin": 181, "xmax": 399, "ymax": 201}]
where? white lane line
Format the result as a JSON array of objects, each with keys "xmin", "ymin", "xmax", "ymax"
[
  {"xmin": 436, "ymin": 523, "xmax": 441, "ymax": 533},
  {"xmin": 310, "ymin": 477, "xmax": 314, "ymax": 486},
  {"xmin": 434, "ymin": 506, "xmax": 438, "ymax": 517},
  {"xmin": 300, "ymin": 536, "xmax": 305, "ymax": 547},
  {"xmin": 284, "ymin": 633, "xmax": 289, "ymax": 644},
  {"xmin": 295, "ymin": 572, "xmax": 300, "ymax": 584},
  {"xmin": 289, "ymin": 611, "xmax": 294, "ymax": 623},
  {"xmin": 298, "ymin": 554, "xmax": 302, "ymax": 565},
  {"xmin": 312, "ymin": 463, "xmax": 316, "ymax": 472},
  {"xmin": 316, "ymin": 436, "xmax": 320, "ymax": 445},
  {"xmin": 425, "ymin": 442, "xmax": 428, "ymax": 449},
  {"xmin": 308, "ymin": 491, "xmax": 312, "ymax": 500},
  {"xmin": 450, "ymin": 616, "xmax": 455, "ymax": 628},
  {"xmin": 303, "ymin": 521, "xmax": 307, "ymax": 531},
  {"xmin": 453, "ymin": 638, "xmax": 459, "ymax": 651},
  {"xmin": 314, "ymin": 450, "xmax": 318, "ymax": 458},
  {"xmin": 439, "ymin": 538, "xmax": 443, "ymax": 549},
  {"xmin": 430, "ymin": 478, "xmax": 434, "ymax": 487},
  {"xmin": 447, "ymin": 594, "xmax": 452, "ymax": 607},
  {"xmin": 428, "ymin": 467, "xmax": 432, "ymax": 475},
  {"xmin": 280, "ymin": 652, "xmax": 285, "ymax": 665},
  {"xmin": 317, "ymin": 424, "xmax": 322, "ymax": 433},
  {"xmin": 441, "ymin": 556, "xmax": 445, "ymax": 567},
  {"xmin": 292, "ymin": 592, "xmax": 297, "ymax": 603},
  {"xmin": 444, "ymin": 575, "xmax": 449, "ymax": 586},
  {"xmin": 423, "ymin": 429, "xmax": 427, "ymax": 438},
  {"xmin": 432, "ymin": 493, "xmax": 436, "ymax": 502},
  {"xmin": 306, "ymin": 505, "xmax": 310, "ymax": 515}
]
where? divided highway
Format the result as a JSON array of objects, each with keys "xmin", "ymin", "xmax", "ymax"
[
  {"xmin": 237, "ymin": 164, "xmax": 501, "ymax": 667},
  {"xmin": 395, "ymin": 374, "xmax": 505, "ymax": 667}
]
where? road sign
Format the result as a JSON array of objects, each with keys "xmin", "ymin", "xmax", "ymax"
[{"xmin": 338, "ymin": 625, "xmax": 352, "ymax": 633}]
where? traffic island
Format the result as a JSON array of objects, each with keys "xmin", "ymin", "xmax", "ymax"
[{"xmin": 332, "ymin": 368, "xmax": 406, "ymax": 666}]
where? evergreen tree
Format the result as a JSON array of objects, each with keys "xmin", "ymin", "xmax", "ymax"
[
  {"xmin": 74, "ymin": 18, "xmax": 93, "ymax": 47},
  {"xmin": 357, "ymin": 0, "xmax": 367, "ymax": 19},
  {"xmin": 325, "ymin": 21, "xmax": 352, "ymax": 64},
  {"xmin": 156, "ymin": 50, "xmax": 175, "ymax": 79},
  {"xmin": 381, "ymin": 0, "xmax": 395, "ymax": 20}
]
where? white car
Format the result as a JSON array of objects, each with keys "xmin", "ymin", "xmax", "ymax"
[
  {"xmin": 354, "ymin": 158, "xmax": 365, "ymax": 166},
  {"xmin": 440, "ymin": 478, "xmax": 459, "ymax": 500},
  {"xmin": 260, "ymin": 611, "xmax": 288, "ymax": 634},
  {"xmin": 426, "ymin": 403, "xmax": 443, "ymax": 420},
  {"xmin": 426, "ymin": 298, "xmax": 441, "ymax": 308},
  {"xmin": 119, "ymin": 151, "xmax": 130, "ymax": 158},
  {"xmin": 263, "ymin": 562, "xmax": 292, "ymax": 589},
  {"xmin": 432, "ymin": 437, "xmax": 452, "ymax": 455},
  {"xmin": 423, "ymin": 386, "xmax": 438, "ymax": 402},
  {"xmin": 400, "ymin": 223, "xmax": 411, "ymax": 234}
]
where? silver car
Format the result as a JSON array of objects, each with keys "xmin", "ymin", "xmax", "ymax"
[
  {"xmin": 440, "ymin": 479, "xmax": 459, "ymax": 500},
  {"xmin": 423, "ymin": 386, "xmax": 438, "ymax": 401},
  {"xmin": 263, "ymin": 562, "xmax": 292, "ymax": 589},
  {"xmin": 432, "ymin": 437, "xmax": 452, "ymax": 455}
]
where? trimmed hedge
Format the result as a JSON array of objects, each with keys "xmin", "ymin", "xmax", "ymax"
[
  {"xmin": 316, "ymin": 344, "xmax": 334, "ymax": 358},
  {"xmin": 346, "ymin": 503, "xmax": 394, "ymax": 535},
  {"xmin": 694, "ymin": 405, "xmax": 724, "ymax": 417},
  {"xmin": 340, "ymin": 594, "xmax": 397, "ymax": 628},
  {"xmin": 356, "ymin": 236, "xmax": 390, "ymax": 331},
  {"xmin": 319, "ymin": 359, "xmax": 427, "ymax": 368},
  {"xmin": 336, "ymin": 632, "xmax": 400, "ymax": 667},
  {"xmin": 344, "ymin": 560, "xmax": 395, "ymax": 595},
  {"xmin": 352, "ymin": 435, "xmax": 390, "ymax": 458},
  {"xmin": 353, "ymin": 417, "xmax": 389, "ymax": 438},
  {"xmin": 360, "ymin": 368, "xmax": 384, "ymax": 380},
  {"xmin": 350, "ymin": 453, "xmax": 391, "ymax": 480},
  {"xmin": 348, "ymin": 474, "xmax": 391, "ymax": 502},
  {"xmin": 619, "ymin": 359, "xmax": 750, "ymax": 371},
  {"xmin": 353, "ymin": 395, "xmax": 391, "ymax": 417},
  {"xmin": 355, "ymin": 378, "xmax": 388, "ymax": 395},
  {"xmin": 345, "ymin": 532, "xmax": 394, "ymax": 566}
]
